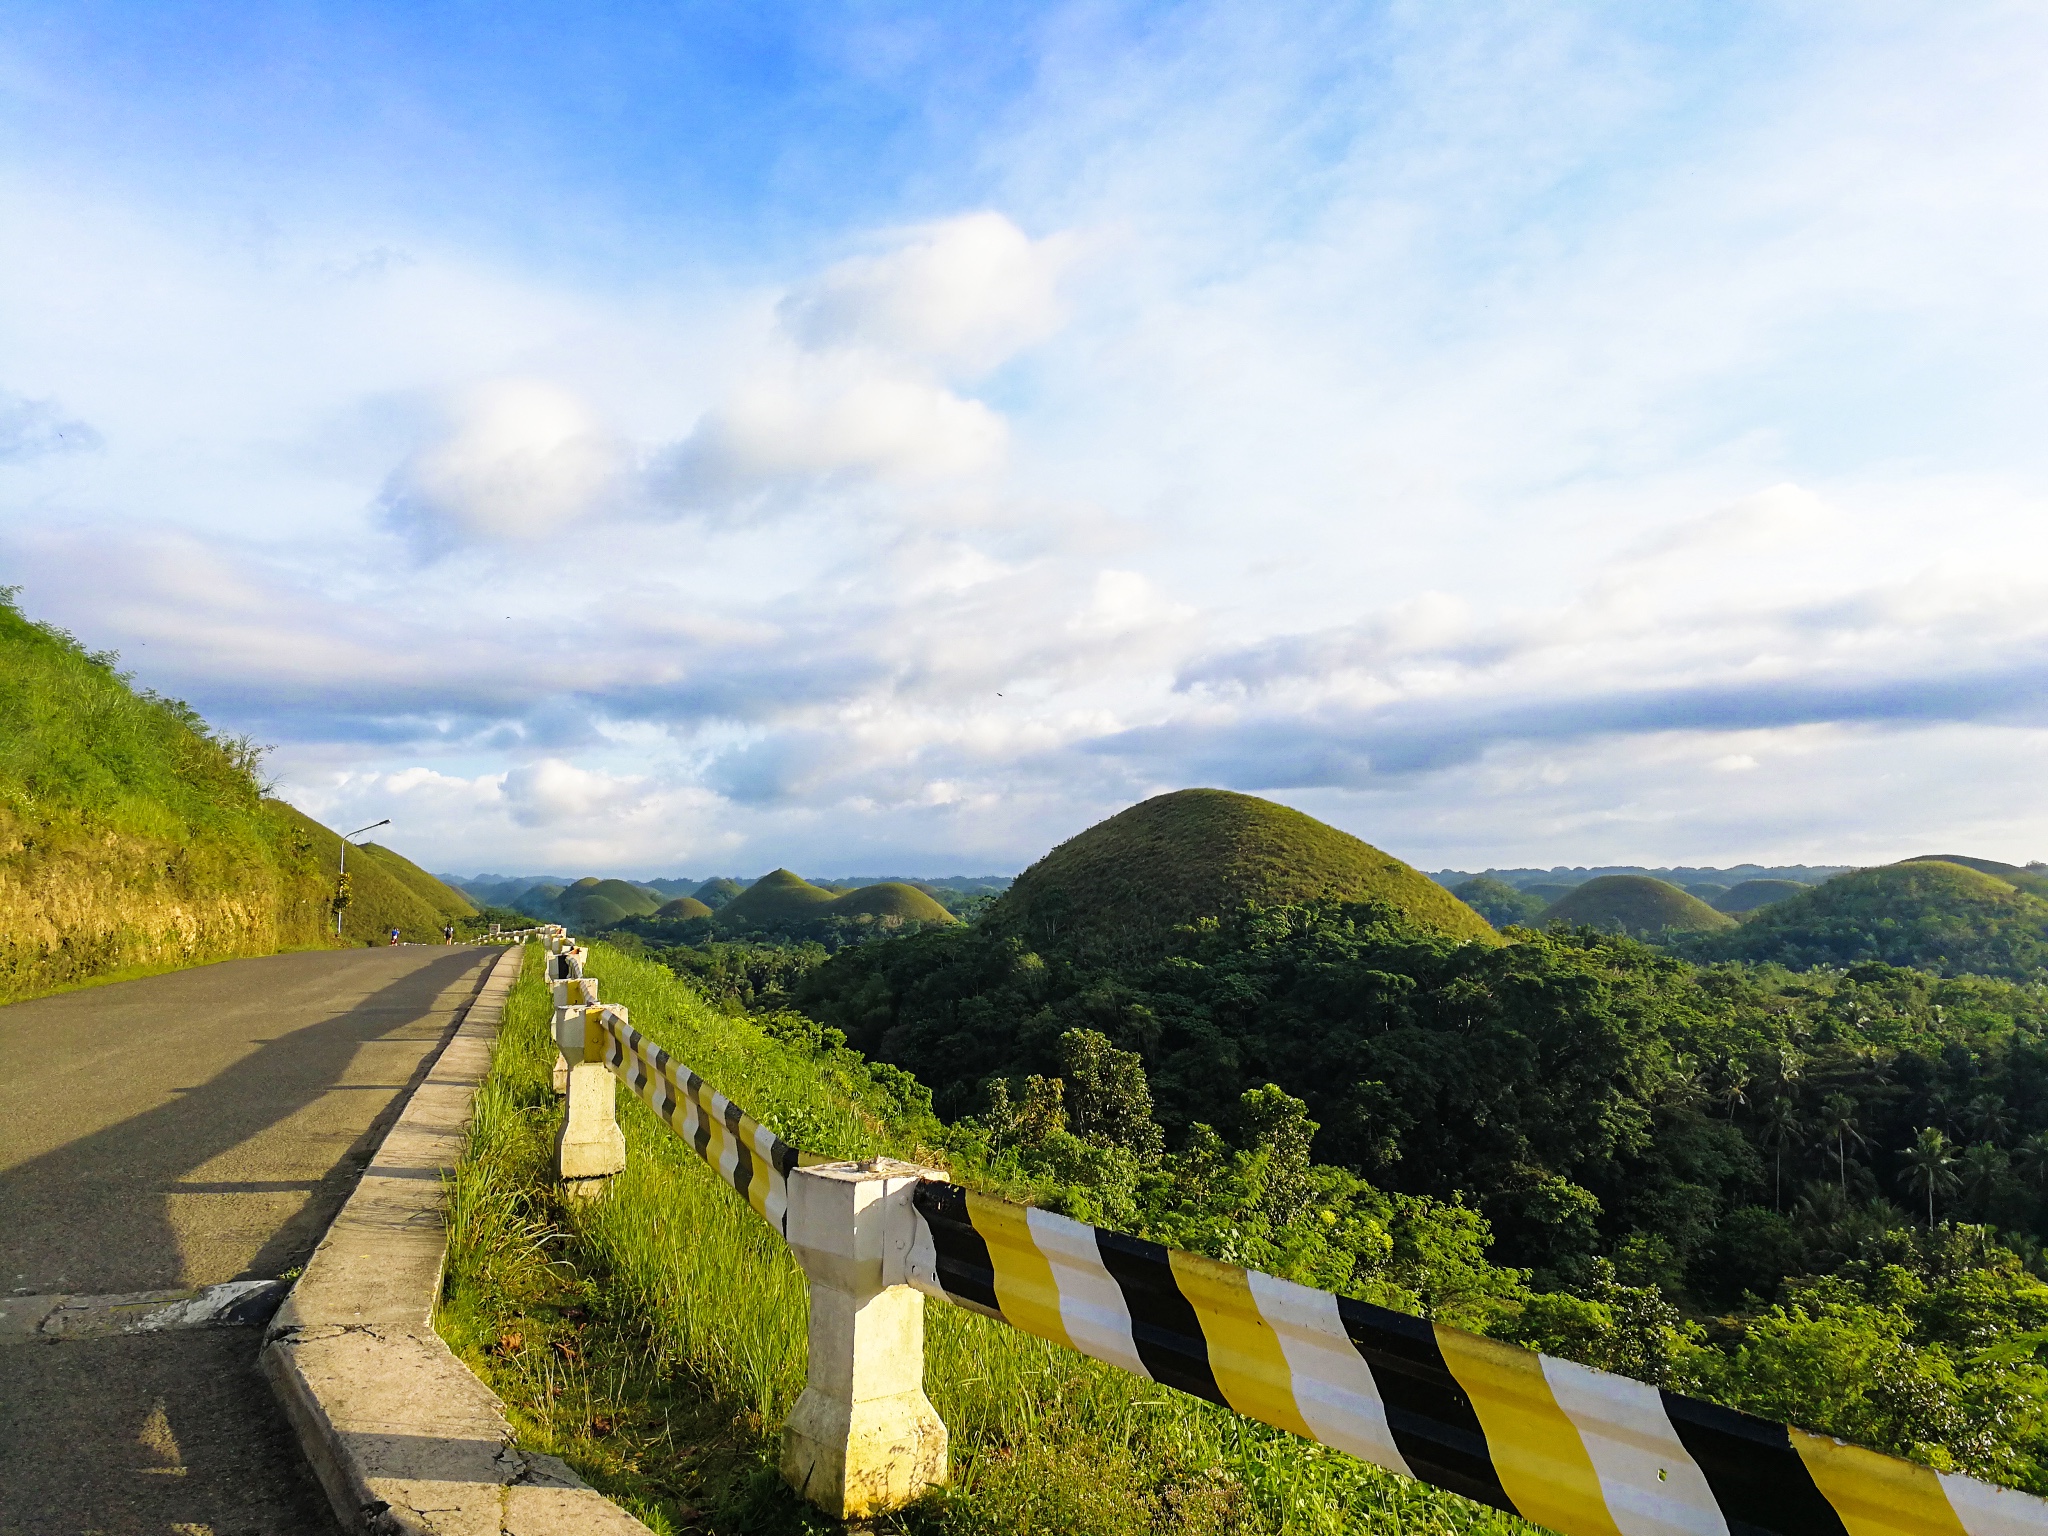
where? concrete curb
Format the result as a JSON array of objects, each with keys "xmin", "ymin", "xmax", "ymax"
[{"xmin": 262, "ymin": 945, "xmax": 655, "ymax": 1536}]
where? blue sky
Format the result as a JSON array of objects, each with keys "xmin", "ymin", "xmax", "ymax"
[{"xmin": 4, "ymin": 2, "xmax": 2047, "ymax": 877}]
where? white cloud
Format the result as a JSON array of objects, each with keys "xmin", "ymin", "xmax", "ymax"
[
  {"xmin": 779, "ymin": 212, "xmax": 1076, "ymax": 374},
  {"xmin": 654, "ymin": 355, "xmax": 1008, "ymax": 508},
  {"xmin": 502, "ymin": 759, "xmax": 650, "ymax": 828},
  {"xmin": 382, "ymin": 379, "xmax": 627, "ymax": 546}
]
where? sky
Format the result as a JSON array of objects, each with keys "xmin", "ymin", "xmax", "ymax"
[{"xmin": 4, "ymin": 1, "xmax": 2046, "ymax": 879}]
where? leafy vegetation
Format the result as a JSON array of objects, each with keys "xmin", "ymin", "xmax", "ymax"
[
  {"xmin": 441, "ymin": 943, "xmax": 1543, "ymax": 1536},
  {"xmin": 1451, "ymin": 876, "xmax": 1548, "ymax": 929},
  {"xmin": 1537, "ymin": 875, "xmax": 1736, "ymax": 938},
  {"xmin": 1689, "ymin": 861, "xmax": 2048, "ymax": 978}
]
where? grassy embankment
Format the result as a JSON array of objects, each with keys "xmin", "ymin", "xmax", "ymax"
[
  {"xmin": 440, "ymin": 942, "xmax": 1538, "ymax": 1536},
  {"xmin": 0, "ymin": 589, "xmax": 478, "ymax": 1002}
]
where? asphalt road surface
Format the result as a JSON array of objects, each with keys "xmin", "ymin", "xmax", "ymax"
[{"xmin": 0, "ymin": 944, "xmax": 497, "ymax": 1536}]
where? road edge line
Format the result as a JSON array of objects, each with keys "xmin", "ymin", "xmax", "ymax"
[{"xmin": 260, "ymin": 945, "xmax": 655, "ymax": 1535}]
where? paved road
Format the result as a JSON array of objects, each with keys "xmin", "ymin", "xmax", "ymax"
[{"xmin": 0, "ymin": 945, "xmax": 497, "ymax": 1536}]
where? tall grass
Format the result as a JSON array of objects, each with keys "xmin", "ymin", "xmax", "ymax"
[{"xmin": 442, "ymin": 943, "xmax": 1541, "ymax": 1536}]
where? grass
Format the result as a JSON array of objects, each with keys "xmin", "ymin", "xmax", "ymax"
[
  {"xmin": 1538, "ymin": 875, "xmax": 1735, "ymax": 938},
  {"xmin": 440, "ymin": 942, "xmax": 1541, "ymax": 1536}
]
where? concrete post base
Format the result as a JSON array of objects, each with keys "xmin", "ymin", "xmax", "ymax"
[
  {"xmin": 551, "ymin": 1051, "xmax": 569, "ymax": 1096},
  {"xmin": 557, "ymin": 1061, "xmax": 625, "ymax": 1181},
  {"xmin": 781, "ymin": 1159, "xmax": 948, "ymax": 1519}
]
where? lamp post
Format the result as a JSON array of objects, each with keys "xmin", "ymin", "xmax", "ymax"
[{"xmin": 336, "ymin": 819, "xmax": 391, "ymax": 938}]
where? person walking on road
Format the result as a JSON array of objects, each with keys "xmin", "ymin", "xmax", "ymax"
[
  {"xmin": 388, "ymin": 926, "xmax": 401, "ymax": 945},
  {"xmin": 442, "ymin": 922, "xmax": 455, "ymax": 945}
]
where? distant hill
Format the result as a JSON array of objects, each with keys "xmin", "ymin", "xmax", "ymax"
[
  {"xmin": 1541, "ymin": 875, "xmax": 1736, "ymax": 939},
  {"xmin": 1432, "ymin": 862, "xmax": 1854, "ymax": 891},
  {"xmin": 1452, "ymin": 875, "xmax": 1549, "ymax": 929},
  {"xmin": 1688, "ymin": 860, "xmax": 2048, "ymax": 978},
  {"xmin": 989, "ymin": 789, "xmax": 1497, "ymax": 956},
  {"xmin": 718, "ymin": 869, "xmax": 841, "ymax": 928},
  {"xmin": 1902, "ymin": 855, "xmax": 2048, "ymax": 900},
  {"xmin": 1713, "ymin": 878, "xmax": 1808, "ymax": 914},
  {"xmin": 694, "ymin": 877, "xmax": 745, "ymax": 910},
  {"xmin": 656, "ymin": 895, "xmax": 714, "ymax": 921},
  {"xmin": 0, "ymin": 589, "xmax": 473, "ymax": 1000},
  {"xmin": 823, "ymin": 881, "xmax": 956, "ymax": 924},
  {"xmin": 557, "ymin": 877, "xmax": 661, "ymax": 927},
  {"xmin": 1682, "ymin": 883, "xmax": 1731, "ymax": 902}
]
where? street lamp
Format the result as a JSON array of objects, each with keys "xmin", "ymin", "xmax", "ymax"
[{"xmin": 336, "ymin": 819, "xmax": 391, "ymax": 938}]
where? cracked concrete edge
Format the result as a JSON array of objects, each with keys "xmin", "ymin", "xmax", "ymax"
[{"xmin": 262, "ymin": 945, "xmax": 656, "ymax": 1536}]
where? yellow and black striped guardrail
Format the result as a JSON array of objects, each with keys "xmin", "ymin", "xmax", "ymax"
[{"xmin": 571, "ymin": 984, "xmax": 2047, "ymax": 1536}]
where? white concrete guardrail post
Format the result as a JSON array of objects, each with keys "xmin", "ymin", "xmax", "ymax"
[
  {"xmin": 781, "ymin": 1158, "xmax": 948, "ymax": 1519},
  {"xmin": 551, "ymin": 976, "xmax": 599, "ymax": 1095},
  {"xmin": 548, "ymin": 936, "xmax": 625, "ymax": 1198}
]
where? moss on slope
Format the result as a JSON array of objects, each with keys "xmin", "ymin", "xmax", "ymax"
[
  {"xmin": 990, "ymin": 788, "xmax": 1497, "ymax": 956},
  {"xmin": 1540, "ymin": 875, "xmax": 1736, "ymax": 939},
  {"xmin": 1688, "ymin": 860, "xmax": 2048, "ymax": 978}
]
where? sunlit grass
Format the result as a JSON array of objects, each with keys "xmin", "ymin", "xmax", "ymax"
[{"xmin": 441, "ymin": 942, "xmax": 1538, "ymax": 1536}]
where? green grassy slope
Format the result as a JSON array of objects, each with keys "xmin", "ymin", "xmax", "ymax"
[
  {"xmin": 354, "ymin": 842, "xmax": 478, "ymax": 919},
  {"xmin": 1904, "ymin": 855, "xmax": 2048, "ymax": 900},
  {"xmin": 1689, "ymin": 860, "xmax": 2048, "ymax": 977},
  {"xmin": 990, "ymin": 788, "xmax": 1498, "ymax": 955},
  {"xmin": 270, "ymin": 805, "xmax": 477, "ymax": 945},
  {"xmin": 823, "ymin": 880, "xmax": 957, "ymax": 923},
  {"xmin": 1712, "ymin": 878, "xmax": 1808, "ymax": 914},
  {"xmin": 0, "ymin": 588, "xmax": 475, "ymax": 999},
  {"xmin": 1540, "ymin": 875, "xmax": 1736, "ymax": 938},
  {"xmin": 717, "ymin": 869, "xmax": 839, "ymax": 927},
  {"xmin": 655, "ymin": 895, "xmax": 715, "ymax": 920}
]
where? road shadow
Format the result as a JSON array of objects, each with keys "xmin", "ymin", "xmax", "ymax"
[{"xmin": 0, "ymin": 948, "xmax": 492, "ymax": 1293}]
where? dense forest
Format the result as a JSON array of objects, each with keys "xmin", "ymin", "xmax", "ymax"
[{"xmin": 598, "ymin": 790, "xmax": 2048, "ymax": 1489}]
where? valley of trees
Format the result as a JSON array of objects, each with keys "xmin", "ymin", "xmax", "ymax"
[{"xmin": 618, "ymin": 791, "xmax": 2048, "ymax": 1492}]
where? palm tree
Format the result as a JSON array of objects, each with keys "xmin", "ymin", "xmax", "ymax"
[
  {"xmin": 2016, "ymin": 1131, "xmax": 2048, "ymax": 1192},
  {"xmin": 1900, "ymin": 1127, "xmax": 1961, "ymax": 1226},
  {"xmin": 1960, "ymin": 1142, "xmax": 2009, "ymax": 1217},
  {"xmin": 1965, "ymin": 1094, "xmax": 2013, "ymax": 1147},
  {"xmin": 1719, "ymin": 1065, "xmax": 1752, "ymax": 1120},
  {"xmin": 1761, "ymin": 1097, "xmax": 1805, "ymax": 1212},
  {"xmin": 1818, "ymin": 1093, "xmax": 1867, "ymax": 1196}
]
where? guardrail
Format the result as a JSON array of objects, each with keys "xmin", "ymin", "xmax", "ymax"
[{"xmin": 532, "ymin": 932, "xmax": 2048, "ymax": 1533}]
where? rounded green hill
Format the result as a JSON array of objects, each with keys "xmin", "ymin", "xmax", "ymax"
[
  {"xmin": 1902, "ymin": 854, "xmax": 2048, "ymax": 900},
  {"xmin": 557, "ymin": 877, "xmax": 659, "ymax": 927},
  {"xmin": 1541, "ymin": 875, "xmax": 1735, "ymax": 939},
  {"xmin": 1452, "ymin": 875, "xmax": 1549, "ymax": 930},
  {"xmin": 989, "ymin": 789, "xmax": 1497, "ymax": 953},
  {"xmin": 826, "ymin": 882, "xmax": 956, "ymax": 924},
  {"xmin": 1690, "ymin": 860, "xmax": 2048, "ymax": 978},
  {"xmin": 656, "ymin": 895, "xmax": 714, "ymax": 920},
  {"xmin": 693, "ymin": 877, "xmax": 744, "ymax": 910},
  {"xmin": 1713, "ymin": 879, "xmax": 1807, "ymax": 914},
  {"xmin": 719, "ymin": 869, "xmax": 839, "ymax": 927}
]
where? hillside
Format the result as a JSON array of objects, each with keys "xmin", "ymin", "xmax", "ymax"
[
  {"xmin": 655, "ymin": 895, "xmax": 714, "ymax": 921},
  {"xmin": 990, "ymin": 789, "xmax": 1497, "ymax": 956},
  {"xmin": 1451, "ymin": 875, "xmax": 1548, "ymax": 929},
  {"xmin": 1713, "ymin": 878, "xmax": 1807, "ymax": 914},
  {"xmin": 1904, "ymin": 854, "xmax": 2048, "ymax": 900},
  {"xmin": 1689, "ymin": 859, "xmax": 2048, "ymax": 978},
  {"xmin": 824, "ymin": 880, "xmax": 956, "ymax": 924},
  {"xmin": 1540, "ymin": 875, "xmax": 1736, "ymax": 938},
  {"xmin": 716, "ymin": 868, "xmax": 839, "ymax": 928},
  {"xmin": 0, "ymin": 590, "xmax": 471, "ymax": 999},
  {"xmin": 693, "ymin": 877, "xmax": 744, "ymax": 910},
  {"xmin": 555, "ymin": 876, "xmax": 661, "ymax": 927}
]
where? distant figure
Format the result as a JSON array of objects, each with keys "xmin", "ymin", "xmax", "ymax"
[
  {"xmin": 442, "ymin": 922, "xmax": 454, "ymax": 945},
  {"xmin": 389, "ymin": 926, "xmax": 401, "ymax": 945}
]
